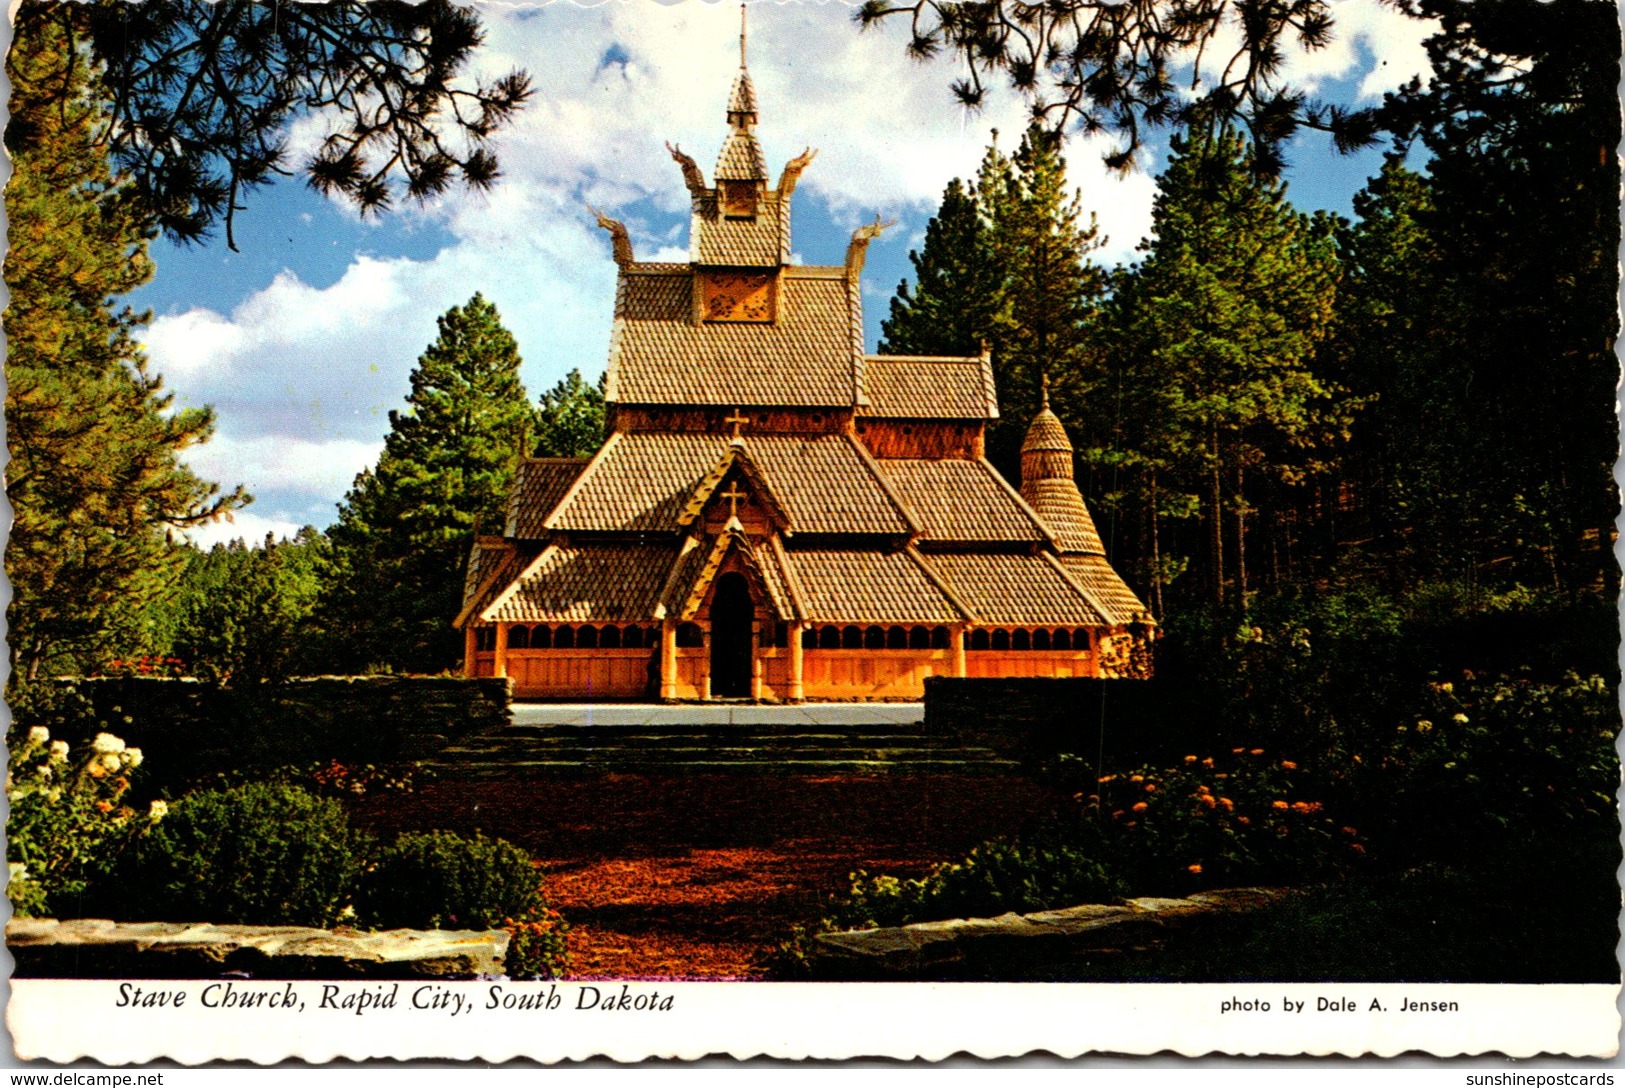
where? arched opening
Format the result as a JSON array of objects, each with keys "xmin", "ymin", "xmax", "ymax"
[
  {"xmin": 864, "ymin": 626, "xmax": 885, "ymax": 650},
  {"xmin": 1074, "ymin": 628, "xmax": 1092, "ymax": 649},
  {"xmin": 970, "ymin": 629, "xmax": 990, "ymax": 651},
  {"xmin": 533, "ymin": 626, "xmax": 553, "ymax": 649},
  {"xmin": 622, "ymin": 626, "xmax": 642, "ymax": 649},
  {"xmin": 842, "ymin": 626, "xmax": 862, "ymax": 649},
  {"xmin": 991, "ymin": 629, "xmax": 1011, "ymax": 651},
  {"xmin": 908, "ymin": 627, "xmax": 930, "ymax": 650},
  {"xmin": 819, "ymin": 626, "xmax": 840, "ymax": 649},
  {"xmin": 1053, "ymin": 629, "xmax": 1070, "ymax": 651},
  {"xmin": 475, "ymin": 627, "xmax": 496, "ymax": 652},
  {"xmin": 1033, "ymin": 628, "xmax": 1051, "ymax": 651},
  {"xmin": 709, "ymin": 572, "xmax": 754, "ymax": 698},
  {"xmin": 555, "ymin": 626, "xmax": 576, "ymax": 649},
  {"xmin": 1012, "ymin": 629, "xmax": 1030, "ymax": 651},
  {"xmin": 931, "ymin": 627, "xmax": 950, "ymax": 650},
  {"xmin": 600, "ymin": 625, "xmax": 622, "ymax": 649},
  {"xmin": 887, "ymin": 626, "xmax": 907, "ymax": 649},
  {"xmin": 578, "ymin": 625, "xmax": 599, "ymax": 649},
  {"xmin": 509, "ymin": 625, "xmax": 530, "ymax": 649}
]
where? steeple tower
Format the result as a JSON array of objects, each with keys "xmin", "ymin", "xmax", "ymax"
[
  {"xmin": 1020, "ymin": 379, "xmax": 1107, "ymax": 555},
  {"xmin": 716, "ymin": 5, "xmax": 768, "ymax": 187}
]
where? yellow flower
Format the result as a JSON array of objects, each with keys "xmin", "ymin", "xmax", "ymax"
[
  {"xmin": 1183, "ymin": 755, "xmax": 1198, "ymax": 764},
  {"xmin": 148, "ymin": 800, "xmax": 169, "ymax": 822},
  {"xmin": 1129, "ymin": 775, "xmax": 1144, "ymax": 783},
  {"xmin": 1416, "ymin": 720, "xmax": 1433, "ymax": 733},
  {"xmin": 1271, "ymin": 800, "xmax": 1289, "ymax": 810},
  {"xmin": 8, "ymin": 862, "xmax": 27, "ymax": 884},
  {"xmin": 1452, "ymin": 713, "xmax": 1469, "ymax": 724}
]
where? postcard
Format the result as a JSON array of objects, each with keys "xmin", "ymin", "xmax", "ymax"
[{"xmin": 5, "ymin": 0, "xmax": 1620, "ymax": 1064}]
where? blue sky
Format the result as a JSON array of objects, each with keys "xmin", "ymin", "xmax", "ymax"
[{"xmin": 129, "ymin": 1, "xmax": 1436, "ymax": 546}]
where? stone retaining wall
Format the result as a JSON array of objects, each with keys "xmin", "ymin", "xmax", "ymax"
[
  {"xmin": 808, "ymin": 887, "xmax": 1292, "ymax": 980},
  {"xmin": 46, "ymin": 676, "xmax": 511, "ymax": 788},
  {"xmin": 8, "ymin": 918, "xmax": 509, "ymax": 979}
]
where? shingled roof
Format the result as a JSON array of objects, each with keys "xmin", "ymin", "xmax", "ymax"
[
  {"xmin": 922, "ymin": 552, "xmax": 1106, "ymax": 626},
  {"xmin": 485, "ymin": 541, "xmax": 679, "ymax": 623},
  {"xmin": 786, "ymin": 547, "xmax": 964, "ymax": 624},
  {"xmin": 506, "ymin": 458, "xmax": 588, "ymax": 538},
  {"xmin": 1056, "ymin": 554, "xmax": 1147, "ymax": 626},
  {"xmin": 546, "ymin": 432, "xmax": 913, "ymax": 536},
  {"xmin": 859, "ymin": 355, "xmax": 998, "ymax": 419},
  {"xmin": 605, "ymin": 267, "xmax": 858, "ymax": 407},
  {"xmin": 877, "ymin": 459, "xmax": 1048, "ymax": 544}
]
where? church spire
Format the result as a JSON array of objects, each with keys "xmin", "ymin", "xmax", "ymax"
[{"xmin": 717, "ymin": 4, "xmax": 766, "ymax": 182}]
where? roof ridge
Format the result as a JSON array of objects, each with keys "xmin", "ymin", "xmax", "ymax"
[
  {"xmin": 976, "ymin": 457, "xmax": 1062, "ymax": 551},
  {"xmin": 846, "ymin": 434, "xmax": 922, "ymax": 537},
  {"xmin": 542, "ymin": 431, "xmax": 625, "ymax": 532},
  {"xmin": 1040, "ymin": 549, "xmax": 1113, "ymax": 627},
  {"xmin": 905, "ymin": 546, "xmax": 976, "ymax": 623}
]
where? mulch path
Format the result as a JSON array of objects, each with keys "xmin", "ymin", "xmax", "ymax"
[{"xmin": 349, "ymin": 774, "xmax": 1063, "ymax": 979}]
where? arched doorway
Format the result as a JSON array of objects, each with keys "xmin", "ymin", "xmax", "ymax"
[{"xmin": 709, "ymin": 572, "xmax": 754, "ymax": 698}]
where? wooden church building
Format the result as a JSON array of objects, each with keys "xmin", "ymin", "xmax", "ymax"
[{"xmin": 458, "ymin": 50, "xmax": 1154, "ymax": 701}]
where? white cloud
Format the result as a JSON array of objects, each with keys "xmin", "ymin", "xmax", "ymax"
[
  {"xmin": 183, "ymin": 510, "xmax": 311, "ymax": 550},
  {"xmin": 141, "ymin": 1, "xmax": 1428, "ymax": 534}
]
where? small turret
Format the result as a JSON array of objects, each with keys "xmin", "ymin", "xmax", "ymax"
[{"xmin": 1020, "ymin": 376, "xmax": 1106, "ymax": 555}]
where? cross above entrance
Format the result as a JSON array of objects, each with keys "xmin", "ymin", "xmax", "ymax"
[
  {"xmin": 724, "ymin": 408, "xmax": 749, "ymax": 439},
  {"xmin": 720, "ymin": 482, "xmax": 748, "ymax": 520}
]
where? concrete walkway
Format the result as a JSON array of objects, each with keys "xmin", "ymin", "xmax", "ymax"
[{"xmin": 510, "ymin": 702, "xmax": 924, "ymax": 727}]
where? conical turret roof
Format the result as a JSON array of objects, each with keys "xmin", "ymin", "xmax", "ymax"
[{"xmin": 1018, "ymin": 380, "xmax": 1105, "ymax": 555}]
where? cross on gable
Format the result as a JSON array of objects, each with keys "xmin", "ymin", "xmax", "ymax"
[
  {"xmin": 724, "ymin": 408, "xmax": 750, "ymax": 439},
  {"xmin": 720, "ymin": 482, "xmax": 748, "ymax": 520}
]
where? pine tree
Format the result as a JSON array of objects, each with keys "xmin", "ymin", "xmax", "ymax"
[
  {"xmin": 4, "ymin": 22, "xmax": 246, "ymax": 680},
  {"xmin": 882, "ymin": 127, "xmax": 1107, "ymax": 477},
  {"xmin": 1097, "ymin": 130, "xmax": 1345, "ymax": 613},
  {"xmin": 985, "ymin": 125, "xmax": 1109, "ymax": 473},
  {"xmin": 320, "ymin": 294, "xmax": 534, "ymax": 672},
  {"xmin": 533, "ymin": 369, "xmax": 607, "ymax": 458},
  {"xmin": 879, "ymin": 178, "xmax": 1003, "ymax": 358}
]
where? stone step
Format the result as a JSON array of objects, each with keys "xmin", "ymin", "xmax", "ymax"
[
  {"xmin": 437, "ymin": 744, "xmax": 1010, "ymax": 764},
  {"xmin": 422, "ymin": 756, "xmax": 1022, "ymax": 779},
  {"xmin": 443, "ymin": 733, "xmax": 971, "ymax": 752}
]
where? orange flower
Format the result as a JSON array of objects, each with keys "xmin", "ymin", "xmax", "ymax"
[
  {"xmin": 1184, "ymin": 755, "xmax": 1198, "ymax": 763},
  {"xmin": 1281, "ymin": 760, "xmax": 1298, "ymax": 771},
  {"xmin": 94, "ymin": 800, "xmax": 113, "ymax": 813},
  {"xmin": 1187, "ymin": 864, "xmax": 1203, "ymax": 875},
  {"xmin": 1198, "ymin": 794, "xmax": 1217, "ymax": 809},
  {"xmin": 1350, "ymin": 843, "xmax": 1367, "ymax": 855},
  {"xmin": 1271, "ymin": 800, "xmax": 1289, "ymax": 810},
  {"xmin": 1237, "ymin": 816, "xmax": 1251, "ymax": 825},
  {"xmin": 1291, "ymin": 801, "xmax": 1312, "ymax": 814},
  {"xmin": 1129, "ymin": 775, "xmax": 1144, "ymax": 783},
  {"xmin": 1231, "ymin": 747, "xmax": 1245, "ymax": 754},
  {"xmin": 1099, "ymin": 774, "xmax": 1116, "ymax": 783},
  {"xmin": 1218, "ymin": 797, "xmax": 1234, "ymax": 811},
  {"xmin": 1202, "ymin": 758, "xmax": 1215, "ymax": 768},
  {"xmin": 1132, "ymin": 802, "xmax": 1148, "ymax": 812},
  {"xmin": 1340, "ymin": 826, "xmax": 1358, "ymax": 836},
  {"xmin": 1197, "ymin": 784, "xmax": 1211, "ymax": 794},
  {"xmin": 1250, "ymin": 748, "xmax": 1265, "ymax": 756},
  {"xmin": 1144, "ymin": 783, "xmax": 1157, "ymax": 793}
]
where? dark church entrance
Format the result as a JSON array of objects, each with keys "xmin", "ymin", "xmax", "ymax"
[{"xmin": 709, "ymin": 572, "xmax": 754, "ymax": 698}]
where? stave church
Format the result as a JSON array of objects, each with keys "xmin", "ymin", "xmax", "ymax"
[{"xmin": 456, "ymin": 43, "xmax": 1154, "ymax": 701}]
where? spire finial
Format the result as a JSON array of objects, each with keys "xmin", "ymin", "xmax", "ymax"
[
  {"xmin": 1041, "ymin": 372, "xmax": 1050, "ymax": 409},
  {"xmin": 740, "ymin": 3, "xmax": 748, "ymax": 68}
]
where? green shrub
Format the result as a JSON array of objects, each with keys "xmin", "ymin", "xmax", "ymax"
[
  {"xmin": 356, "ymin": 830, "xmax": 566, "ymax": 979},
  {"xmin": 831, "ymin": 840, "xmax": 1126, "ymax": 931},
  {"xmin": 357, "ymin": 830, "xmax": 541, "ymax": 931},
  {"xmin": 106, "ymin": 783, "xmax": 370, "ymax": 927}
]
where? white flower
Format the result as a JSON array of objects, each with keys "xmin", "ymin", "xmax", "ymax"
[
  {"xmin": 7, "ymin": 862, "xmax": 27, "ymax": 884},
  {"xmin": 45, "ymin": 788, "xmax": 61, "ymax": 804},
  {"xmin": 92, "ymin": 733, "xmax": 126, "ymax": 755},
  {"xmin": 48, "ymin": 740, "xmax": 69, "ymax": 763},
  {"xmin": 124, "ymin": 747, "xmax": 144, "ymax": 769},
  {"xmin": 147, "ymin": 800, "xmax": 168, "ymax": 822},
  {"xmin": 26, "ymin": 727, "xmax": 49, "ymax": 749},
  {"xmin": 1452, "ymin": 713, "xmax": 1470, "ymax": 724},
  {"xmin": 100, "ymin": 753, "xmax": 123, "ymax": 773}
]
